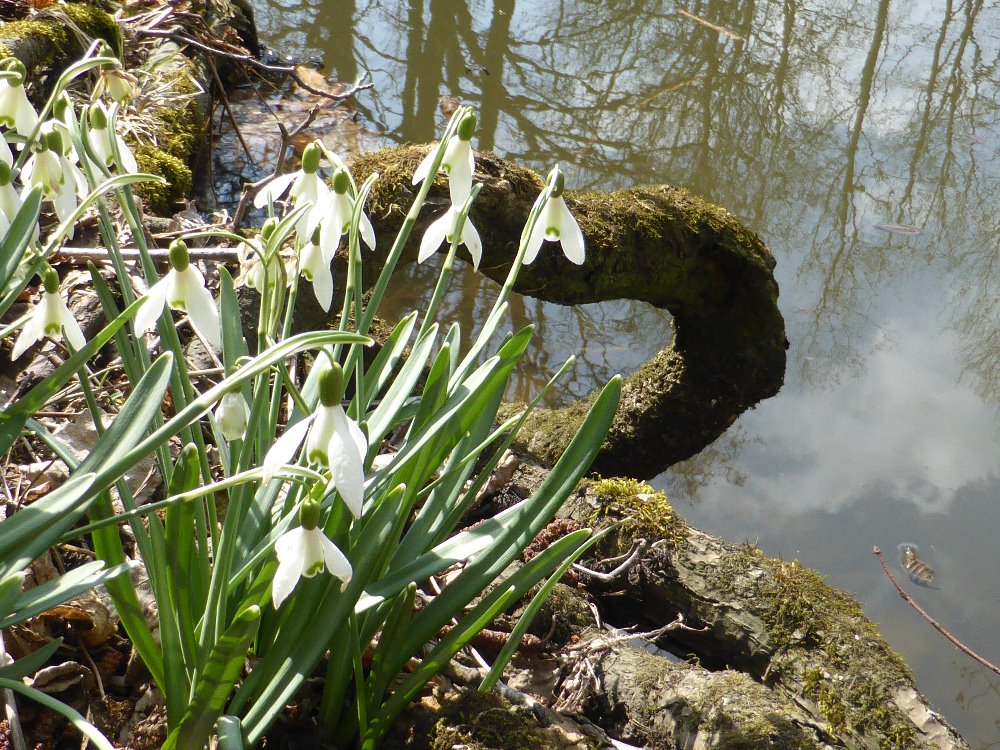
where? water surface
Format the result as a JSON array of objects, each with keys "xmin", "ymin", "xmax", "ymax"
[{"xmin": 248, "ymin": 0, "xmax": 1000, "ymax": 743}]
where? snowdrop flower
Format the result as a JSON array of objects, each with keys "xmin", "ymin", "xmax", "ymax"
[
  {"xmin": 11, "ymin": 268, "xmax": 85, "ymax": 360},
  {"xmin": 237, "ymin": 233, "xmax": 293, "ymax": 293},
  {"xmin": 19, "ymin": 126, "xmax": 87, "ymax": 234},
  {"xmin": 272, "ymin": 498, "xmax": 352, "ymax": 608},
  {"xmin": 412, "ymin": 110, "xmax": 476, "ymax": 204},
  {"xmin": 299, "ymin": 228, "xmax": 333, "ymax": 311},
  {"xmin": 214, "ymin": 391, "xmax": 250, "ymax": 442},
  {"xmin": 524, "ymin": 165, "xmax": 585, "ymax": 265},
  {"xmin": 254, "ymin": 141, "xmax": 334, "ymax": 238},
  {"xmin": 316, "ymin": 167, "xmax": 376, "ymax": 259},
  {"xmin": 0, "ymin": 60, "xmax": 38, "ymax": 137},
  {"xmin": 87, "ymin": 101, "xmax": 137, "ymax": 174},
  {"xmin": 418, "ymin": 204, "xmax": 482, "ymax": 270},
  {"xmin": 134, "ymin": 239, "xmax": 222, "ymax": 348},
  {"xmin": 263, "ymin": 362, "xmax": 367, "ymax": 517},
  {"xmin": 93, "ymin": 65, "xmax": 135, "ymax": 104},
  {"xmin": 0, "ymin": 132, "xmax": 11, "ymax": 166}
]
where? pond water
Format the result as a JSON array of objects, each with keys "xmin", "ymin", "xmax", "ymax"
[{"xmin": 247, "ymin": 0, "xmax": 1000, "ymax": 743}]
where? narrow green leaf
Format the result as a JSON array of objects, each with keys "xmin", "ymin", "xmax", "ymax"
[
  {"xmin": 0, "ymin": 186, "xmax": 41, "ymax": 296},
  {"xmin": 219, "ymin": 266, "xmax": 249, "ymax": 372},
  {"xmin": 0, "ymin": 638, "xmax": 61, "ymax": 680},
  {"xmin": 164, "ymin": 606, "xmax": 261, "ymax": 750},
  {"xmin": 0, "ymin": 561, "xmax": 129, "ymax": 628},
  {"xmin": 0, "ymin": 677, "xmax": 114, "ymax": 750},
  {"xmin": 217, "ymin": 716, "xmax": 246, "ymax": 750}
]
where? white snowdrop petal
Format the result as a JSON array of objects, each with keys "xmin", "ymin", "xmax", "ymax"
[
  {"xmin": 262, "ymin": 413, "xmax": 316, "ymax": 482},
  {"xmin": 418, "ymin": 212, "xmax": 450, "ymax": 263}
]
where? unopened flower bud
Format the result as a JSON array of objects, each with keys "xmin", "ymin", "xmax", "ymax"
[
  {"xmin": 299, "ymin": 497, "xmax": 322, "ymax": 531},
  {"xmin": 215, "ymin": 391, "xmax": 250, "ymax": 442},
  {"xmin": 457, "ymin": 111, "xmax": 476, "ymax": 142},
  {"xmin": 332, "ymin": 168, "xmax": 350, "ymax": 195},
  {"xmin": 318, "ymin": 362, "xmax": 345, "ymax": 407},
  {"xmin": 302, "ymin": 142, "xmax": 322, "ymax": 174},
  {"xmin": 168, "ymin": 239, "xmax": 190, "ymax": 271}
]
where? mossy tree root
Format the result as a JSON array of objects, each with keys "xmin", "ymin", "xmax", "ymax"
[{"xmin": 349, "ymin": 146, "xmax": 787, "ymax": 478}]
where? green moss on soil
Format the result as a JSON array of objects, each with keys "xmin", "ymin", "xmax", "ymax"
[
  {"xmin": 130, "ymin": 62, "xmax": 204, "ymax": 213},
  {"xmin": 710, "ymin": 545, "xmax": 915, "ymax": 749},
  {"xmin": 583, "ymin": 476, "xmax": 686, "ymax": 555},
  {"xmin": 0, "ymin": 3, "xmax": 122, "ymax": 65}
]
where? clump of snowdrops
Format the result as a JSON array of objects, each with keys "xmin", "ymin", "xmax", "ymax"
[{"xmin": 0, "ymin": 42, "xmax": 618, "ymax": 749}]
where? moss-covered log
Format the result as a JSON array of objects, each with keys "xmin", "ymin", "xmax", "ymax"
[{"xmin": 348, "ymin": 147, "xmax": 787, "ymax": 478}]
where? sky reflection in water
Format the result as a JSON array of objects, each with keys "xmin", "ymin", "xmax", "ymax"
[{"xmin": 249, "ymin": 0, "xmax": 1000, "ymax": 743}]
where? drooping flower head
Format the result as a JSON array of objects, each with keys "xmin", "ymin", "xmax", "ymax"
[
  {"xmin": 93, "ymin": 61, "xmax": 135, "ymax": 104},
  {"xmin": 0, "ymin": 59, "xmax": 39, "ymax": 138},
  {"xmin": 412, "ymin": 110, "xmax": 476, "ymax": 205},
  {"xmin": 317, "ymin": 167, "xmax": 376, "ymax": 259},
  {"xmin": 87, "ymin": 101, "xmax": 138, "ymax": 174},
  {"xmin": 524, "ymin": 165, "xmax": 585, "ymax": 265},
  {"xmin": 272, "ymin": 496, "xmax": 352, "ymax": 608},
  {"xmin": 214, "ymin": 390, "xmax": 251, "ymax": 442},
  {"xmin": 417, "ymin": 204, "xmax": 482, "ymax": 270},
  {"xmin": 262, "ymin": 361, "xmax": 368, "ymax": 517},
  {"xmin": 299, "ymin": 227, "xmax": 333, "ymax": 312},
  {"xmin": 134, "ymin": 239, "xmax": 222, "ymax": 348},
  {"xmin": 19, "ymin": 125, "xmax": 87, "ymax": 233},
  {"xmin": 10, "ymin": 267, "xmax": 86, "ymax": 360},
  {"xmin": 254, "ymin": 141, "xmax": 332, "ymax": 238}
]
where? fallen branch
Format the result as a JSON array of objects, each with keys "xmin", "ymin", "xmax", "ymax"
[{"xmin": 874, "ymin": 546, "xmax": 1000, "ymax": 676}]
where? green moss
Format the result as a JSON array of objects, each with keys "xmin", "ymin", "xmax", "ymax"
[
  {"xmin": 428, "ymin": 689, "xmax": 583, "ymax": 750},
  {"xmin": 130, "ymin": 61, "xmax": 204, "ymax": 214},
  {"xmin": 584, "ymin": 476, "xmax": 686, "ymax": 554},
  {"xmin": 0, "ymin": 3, "xmax": 122, "ymax": 67},
  {"xmin": 134, "ymin": 145, "xmax": 192, "ymax": 214},
  {"xmin": 711, "ymin": 546, "xmax": 915, "ymax": 749},
  {"xmin": 532, "ymin": 582, "xmax": 593, "ymax": 646}
]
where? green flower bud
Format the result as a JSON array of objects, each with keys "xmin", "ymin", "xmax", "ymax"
[
  {"xmin": 457, "ymin": 111, "xmax": 477, "ymax": 142},
  {"xmin": 89, "ymin": 103, "xmax": 109, "ymax": 130},
  {"xmin": 261, "ymin": 217, "xmax": 278, "ymax": 242},
  {"xmin": 302, "ymin": 142, "xmax": 322, "ymax": 174},
  {"xmin": 169, "ymin": 239, "xmax": 190, "ymax": 272},
  {"xmin": 332, "ymin": 168, "xmax": 350, "ymax": 195},
  {"xmin": 318, "ymin": 362, "xmax": 345, "ymax": 407},
  {"xmin": 299, "ymin": 497, "xmax": 322, "ymax": 530},
  {"xmin": 52, "ymin": 96, "xmax": 69, "ymax": 120},
  {"xmin": 42, "ymin": 267, "xmax": 59, "ymax": 294},
  {"xmin": 42, "ymin": 129, "xmax": 63, "ymax": 153},
  {"xmin": 0, "ymin": 162, "xmax": 12, "ymax": 187}
]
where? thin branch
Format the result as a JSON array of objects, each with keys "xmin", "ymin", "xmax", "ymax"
[
  {"xmin": 136, "ymin": 27, "xmax": 372, "ymax": 103},
  {"xmin": 52, "ymin": 247, "xmax": 241, "ymax": 262},
  {"xmin": 873, "ymin": 546, "xmax": 1000, "ymax": 676}
]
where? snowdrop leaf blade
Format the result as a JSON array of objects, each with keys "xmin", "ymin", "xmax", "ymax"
[{"xmin": 0, "ymin": 186, "xmax": 40, "ymax": 292}]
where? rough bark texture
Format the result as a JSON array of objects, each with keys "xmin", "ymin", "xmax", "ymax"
[{"xmin": 346, "ymin": 146, "xmax": 788, "ymax": 479}]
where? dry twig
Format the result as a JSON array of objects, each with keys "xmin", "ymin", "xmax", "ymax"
[{"xmin": 874, "ymin": 546, "xmax": 1000, "ymax": 676}]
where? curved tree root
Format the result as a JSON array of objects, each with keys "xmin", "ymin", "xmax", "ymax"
[{"xmin": 347, "ymin": 146, "xmax": 788, "ymax": 478}]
